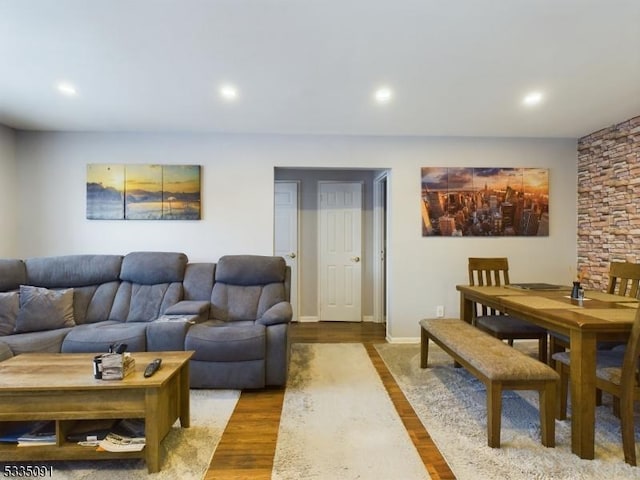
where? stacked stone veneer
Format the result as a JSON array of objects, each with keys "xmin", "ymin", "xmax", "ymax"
[{"xmin": 577, "ymin": 115, "xmax": 640, "ymax": 291}]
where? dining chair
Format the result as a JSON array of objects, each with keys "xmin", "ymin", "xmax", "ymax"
[
  {"xmin": 468, "ymin": 257, "xmax": 548, "ymax": 362},
  {"xmin": 553, "ymin": 305, "xmax": 640, "ymax": 465},
  {"xmin": 549, "ymin": 261, "xmax": 640, "ymax": 367}
]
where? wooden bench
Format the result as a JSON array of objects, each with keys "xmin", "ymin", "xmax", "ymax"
[{"xmin": 419, "ymin": 318, "xmax": 558, "ymax": 448}]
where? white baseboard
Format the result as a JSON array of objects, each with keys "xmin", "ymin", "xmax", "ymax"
[
  {"xmin": 385, "ymin": 336, "xmax": 420, "ymax": 344},
  {"xmin": 298, "ymin": 316, "xmax": 319, "ymax": 323},
  {"xmin": 297, "ymin": 316, "xmax": 380, "ymax": 323}
]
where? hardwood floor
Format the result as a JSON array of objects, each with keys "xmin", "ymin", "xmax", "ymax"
[{"xmin": 205, "ymin": 321, "xmax": 454, "ymax": 479}]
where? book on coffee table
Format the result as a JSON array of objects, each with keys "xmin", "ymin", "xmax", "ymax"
[{"xmin": 98, "ymin": 432, "xmax": 145, "ymax": 452}]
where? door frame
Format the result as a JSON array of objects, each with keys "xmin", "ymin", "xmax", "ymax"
[
  {"xmin": 373, "ymin": 171, "xmax": 389, "ymax": 324},
  {"xmin": 317, "ymin": 180, "xmax": 364, "ymax": 322}
]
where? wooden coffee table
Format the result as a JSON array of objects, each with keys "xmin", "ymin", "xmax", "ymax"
[{"xmin": 0, "ymin": 350, "xmax": 193, "ymax": 473}]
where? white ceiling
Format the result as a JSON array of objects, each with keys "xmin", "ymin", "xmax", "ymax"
[{"xmin": 1, "ymin": 0, "xmax": 639, "ymax": 139}]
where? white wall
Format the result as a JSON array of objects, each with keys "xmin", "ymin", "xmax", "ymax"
[
  {"xmin": 0, "ymin": 125, "xmax": 18, "ymax": 256},
  {"xmin": 14, "ymin": 131, "xmax": 578, "ymax": 341}
]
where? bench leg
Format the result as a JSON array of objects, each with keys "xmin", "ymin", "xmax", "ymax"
[
  {"xmin": 420, "ymin": 328, "xmax": 429, "ymax": 368},
  {"xmin": 486, "ymin": 382, "xmax": 502, "ymax": 448},
  {"xmin": 539, "ymin": 381, "xmax": 556, "ymax": 447}
]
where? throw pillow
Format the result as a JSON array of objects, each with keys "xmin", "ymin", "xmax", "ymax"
[
  {"xmin": 14, "ymin": 285, "xmax": 76, "ymax": 333},
  {"xmin": 0, "ymin": 291, "xmax": 19, "ymax": 335}
]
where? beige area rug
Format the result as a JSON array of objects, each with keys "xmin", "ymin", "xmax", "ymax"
[
  {"xmin": 273, "ymin": 343, "xmax": 430, "ymax": 480},
  {"xmin": 376, "ymin": 342, "xmax": 640, "ymax": 480},
  {"xmin": 2, "ymin": 389, "xmax": 240, "ymax": 480}
]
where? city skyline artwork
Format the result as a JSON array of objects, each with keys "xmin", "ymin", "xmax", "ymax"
[{"xmin": 421, "ymin": 167, "xmax": 549, "ymax": 236}]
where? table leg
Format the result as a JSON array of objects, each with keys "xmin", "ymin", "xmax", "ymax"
[
  {"xmin": 460, "ymin": 293, "xmax": 473, "ymax": 324},
  {"xmin": 145, "ymin": 388, "xmax": 161, "ymax": 473},
  {"xmin": 569, "ymin": 329, "xmax": 596, "ymax": 459},
  {"xmin": 179, "ymin": 362, "xmax": 191, "ymax": 428},
  {"xmin": 420, "ymin": 327, "xmax": 429, "ymax": 368}
]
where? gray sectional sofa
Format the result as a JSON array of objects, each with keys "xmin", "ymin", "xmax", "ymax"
[{"xmin": 0, "ymin": 251, "xmax": 292, "ymax": 389}]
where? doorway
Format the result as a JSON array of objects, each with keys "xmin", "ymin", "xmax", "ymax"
[{"xmin": 273, "ymin": 168, "xmax": 388, "ymax": 327}]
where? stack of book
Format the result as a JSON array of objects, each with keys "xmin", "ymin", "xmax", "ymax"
[
  {"xmin": 0, "ymin": 421, "xmax": 58, "ymax": 447},
  {"xmin": 97, "ymin": 419, "xmax": 146, "ymax": 452}
]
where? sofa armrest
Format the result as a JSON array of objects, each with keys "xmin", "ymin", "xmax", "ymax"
[
  {"xmin": 163, "ymin": 300, "xmax": 210, "ymax": 323},
  {"xmin": 146, "ymin": 320, "xmax": 193, "ymax": 352},
  {"xmin": 256, "ymin": 301, "xmax": 293, "ymax": 326}
]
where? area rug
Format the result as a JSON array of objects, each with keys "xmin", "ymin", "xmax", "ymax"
[
  {"xmin": 272, "ymin": 343, "xmax": 430, "ymax": 480},
  {"xmin": 376, "ymin": 342, "xmax": 640, "ymax": 479},
  {"xmin": 13, "ymin": 389, "xmax": 240, "ymax": 480}
]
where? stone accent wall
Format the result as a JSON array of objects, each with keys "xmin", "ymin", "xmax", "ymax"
[{"xmin": 577, "ymin": 115, "xmax": 640, "ymax": 291}]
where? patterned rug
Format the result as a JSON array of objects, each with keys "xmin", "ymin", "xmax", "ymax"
[
  {"xmin": 3, "ymin": 389, "xmax": 240, "ymax": 480},
  {"xmin": 272, "ymin": 343, "xmax": 430, "ymax": 479},
  {"xmin": 376, "ymin": 342, "xmax": 640, "ymax": 480}
]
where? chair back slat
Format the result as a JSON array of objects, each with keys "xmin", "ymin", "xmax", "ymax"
[
  {"xmin": 607, "ymin": 262, "xmax": 640, "ymax": 299},
  {"xmin": 468, "ymin": 257, "xmax": 510, "ymax": 318}
]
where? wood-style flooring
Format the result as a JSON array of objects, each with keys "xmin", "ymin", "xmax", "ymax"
[{"xmin": 205, "ymin": 321, "xmax": 455, "ymax": 480}]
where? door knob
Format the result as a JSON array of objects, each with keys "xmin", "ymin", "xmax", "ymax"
[
  {"xmin": 351, "ymin": 256, "xmax": 360, "ymax": 262},
  {"xmin": 287, "ymin": 252, "xmax": 296, "ymax": 259}
]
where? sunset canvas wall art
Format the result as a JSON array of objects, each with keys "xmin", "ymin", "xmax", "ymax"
[
  {"xmin": 86, "ymin": 164, "xmax": 125, "ymax": 220},
  {"xmin": 87, "ymin": 164, "xmax": 201, "ymax": 220}
]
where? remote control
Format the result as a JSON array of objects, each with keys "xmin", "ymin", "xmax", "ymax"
[{"xmin": 144, "ymin": 358, "xmax": 162, "ymax": 377}]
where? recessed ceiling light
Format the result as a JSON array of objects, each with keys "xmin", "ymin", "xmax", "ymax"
[
  {"xmin": 374, "ymin": 87, "xmax": 393, "ymax": 104},
  {"xmin": 522, "ymin": 91, "xmax": 543, "ymax": 106},
  {"xmin": 56, "ymin": 82, "xmax": 77, "ymax": 96},
  {"xmin": 219, "ymin": 84, "xmax": 239, "ymax": 101}
]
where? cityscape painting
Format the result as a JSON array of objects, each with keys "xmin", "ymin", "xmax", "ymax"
[
  {"xmin": 87, "ymin": 164, "xmax": 201, "ymax": 220},
  {"xmin": 421, "ymin": 167, "xmax": 549, "ymax": 236}
]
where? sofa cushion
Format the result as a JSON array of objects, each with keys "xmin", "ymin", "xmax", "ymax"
[
  {"xmin": 61, "ymin": 321, "xmax": 147, "ymax": 353},
  {"xmin": 0, "ymin": 292, "xmax": 19, "ymax": 335},
  {"xmin": 185, "ymin": 321, "xmax": 266, "ymax": 362},
  {"xmin": 210, "ymin": 283, "xmax": 288, "ymax": 322},
  {"xmin": 109, "ymin": 282, "xmax": 183, "ymax": 322},
  {"xmin": 72, "ymin": 282, "xmax": 121, "ymax": 325},
  {"xmin": 1, "ymin": 328, "xmax": 73, "ymax": 355},
  {"xmin": 120, "ymin": 252, "xmax": 188, "ymax": 285},
  {"xmin": 183, "ymin": 263, "xmax": 215, "ymax": 301},
  {"xmin": 15, "ymin": 285, "xmax": 76, "ymax": 333},
  {"xmin": 210, "ymin": 256, "xmax": 288, "ymax": 322},
  {"xmin": 215, "ymin": 255, "xmax": 286, "ymax": 286},
  {"xmin": 0, "ymin": 259, "xmax": 26, "ymax": 292},
  {"xmin": 24, "ymin": 255, "xmax": 122, "ymax": 288}
]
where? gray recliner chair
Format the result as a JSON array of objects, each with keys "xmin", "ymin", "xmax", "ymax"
[{"xmin": 185, "ymin": 255, "xmax": 292, "ymax": 389}]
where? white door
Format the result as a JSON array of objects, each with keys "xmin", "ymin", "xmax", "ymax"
[
  {"xmin": 318, "ymin": 182, "xmax": 362, "ymax": 322},
  {"xmin": 274, "ymin": 182, "xmax": 299, "ymax": 321}
]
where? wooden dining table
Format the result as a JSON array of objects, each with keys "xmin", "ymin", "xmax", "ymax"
[{"xmin": 456, "ymin": 284, "xmax": 638, "ymax": 460}]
